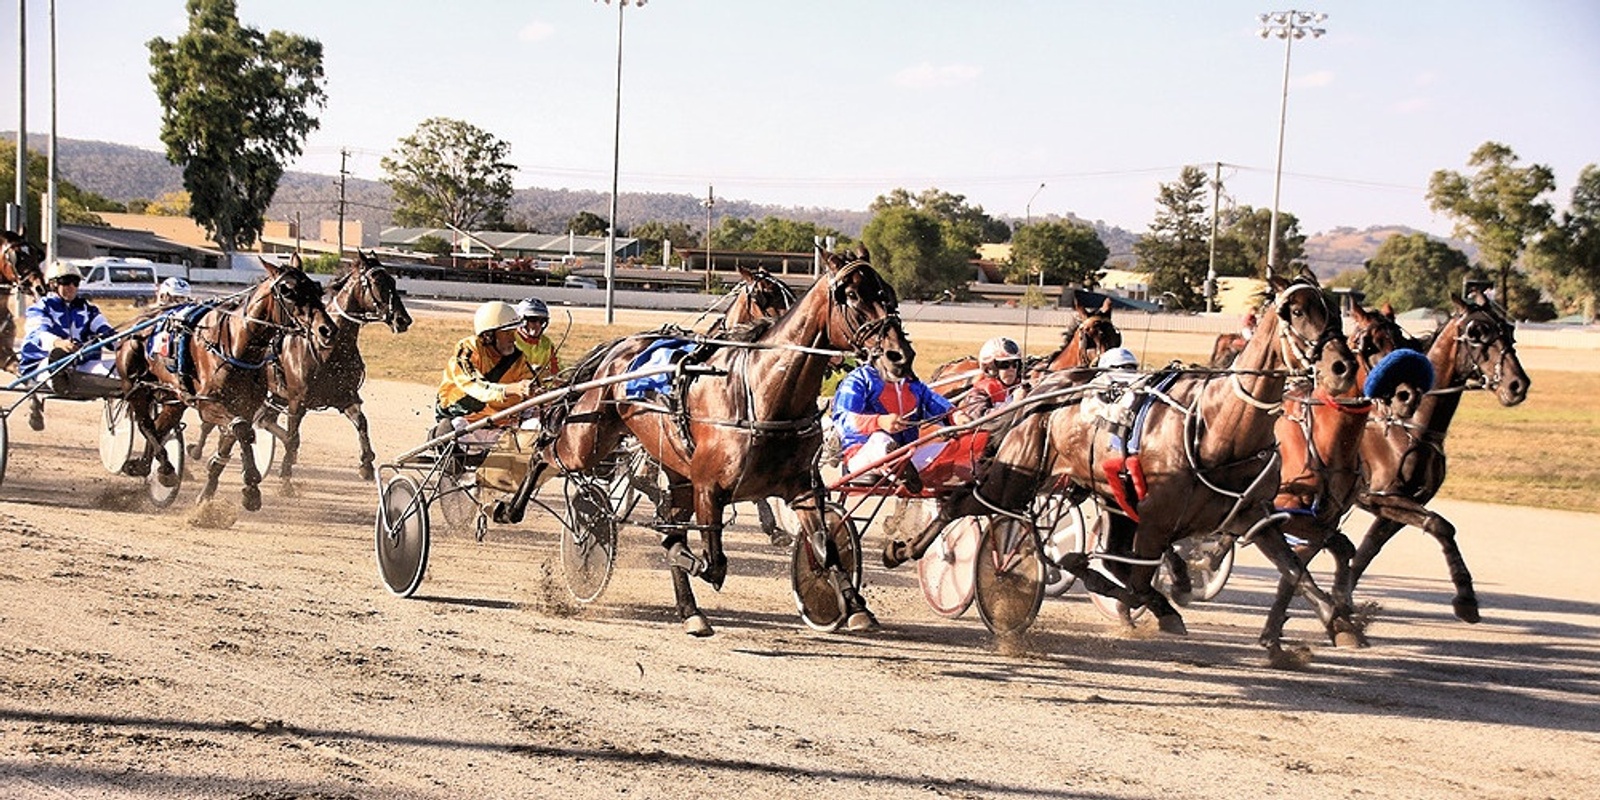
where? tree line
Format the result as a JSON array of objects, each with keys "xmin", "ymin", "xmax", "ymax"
[{"xmin": 15, "ymin": 0, "xmax": 1597, "ymax": 321}]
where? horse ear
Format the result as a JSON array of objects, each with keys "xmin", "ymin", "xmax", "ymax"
[
  {"xmin": 1099, "ymin": 297, "xmax": 1113, "ymax": 314},
  {"xmin": 854, "ymin": 243, "xmax": 870, "ymax": 263},
  {"xmin": 1450, "ymin": 293, "xmax": 1469, "ymax": 313},
  {"xmin": 1380, "ymin": 302, "xmax": 1396, "ymax": 317},
  {"xmin": 736, "ymin": 264, "xmax": 756, "ymax": 281},
  {"xmin": 290, "ymin": 252, "xmax": 302, "ymax": 269},
  {"xmin": 259, "ymin": 256, "xmax": 281, "ymax": 276},
  {"xmin": 1267, "ymin": 273, "xmax": 1289, "ymax": 294}
]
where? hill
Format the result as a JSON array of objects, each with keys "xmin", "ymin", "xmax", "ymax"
[{"xmin": 9, "ymin": 134, "xmax": 1461, "ymax": 274}]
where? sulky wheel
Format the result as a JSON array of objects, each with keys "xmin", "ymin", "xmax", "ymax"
[
  {"xmin": 374, "ymin": 474, "xmax": 430, "ymax": 598},
  {"xmin": 973, "ymin": 517, "xmax": 1046, "ymax": 637},
  {"xmin": 145, "ymin": 427, "xmax": 186, "ymax": 508},
  {"xmin": 1157, "ymin": 532, "xmax": 1237, "ymax": 605},
  {"xmin": 0, "ymin": 412, "xmax": 9, "ymax": 488},
  {"xmin": 561, "ymin": 481, "xmax": 618, "ymax": 604},
  {"xmin": 917, "ymin": 516, "xmax": 982, "ymax": 618},
  {"xmin": 250, "ymin": 425, "xmax": 277, "ymax": 478},
  {"xmin": 1085, "ymin": 516, "xmax": 1149, "ymax": 624},
  {"xmin": 99, "ymin": 398, "xmax": 136, "ymax": 475},
  {"xmin": 1039, "ymin": 496, "xmax": 1103, "ymax": 598},
  {"xmin": 789, "ymin": 503, "xmax": 860, "ymax": 633}
]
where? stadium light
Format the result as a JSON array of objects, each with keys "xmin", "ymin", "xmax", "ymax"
[{"xmin": 1257, "ymin": 10, "xmax": 1326, "ymax": 277}]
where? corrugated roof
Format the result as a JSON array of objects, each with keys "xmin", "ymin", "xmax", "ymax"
[{"xmin": 380, "ymin": 227, "xmax": 637, "ymax": 255}]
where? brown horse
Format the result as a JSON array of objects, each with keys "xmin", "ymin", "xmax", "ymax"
[
  {"xmin": 194, "ymin": 251, "xmax": 413, "ymax": 483},
  {"xmin": 888, "ymin": 273, "xmax": 1361, "ymax": 654},
  {"xmin": 0, "ymin": 231, "xmax": 47, "ymax": 372},
  {"xmin": 709, "ymin": 264, "xmax": 796, "ymax": 334},
  {"xmin": 1353, "ymin": 291, "xmax": 1530, "ymax": 622},
  {"xmin": 927, "ymin": 297, "xmax": 1122, "ymax": 397},
  {"xmin": 116, "ymin": 260, "xmax": 336, "ymax": 511},
  {"xmin": 496, "ymin": 249, "xmax": 910, "ymax": 637},
  {"xmin": 1254, "ymin": 301, "xmax": 1432, "ymax": 646}
]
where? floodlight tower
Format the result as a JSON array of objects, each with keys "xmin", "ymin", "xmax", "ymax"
[
  {"xmin": 1258, "ymin": 9, "xmax": 1326, "ymax": 277},
  {"xmin": 598, "ymin": 0, "xmax": 647, "ymax": 325}
]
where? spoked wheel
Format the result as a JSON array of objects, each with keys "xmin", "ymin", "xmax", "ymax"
[
  {"xmin": 145, "ymin": 427, "xmax": 186, "ymax": 508},
  {"xmin": 916, "ymin": 516, "xmax": 982, "ymax": 618},
  {"xmin": 375, "ymin": 475, "xmax": 430, "ymax": 598},
  {"xmin": 789, "ymin": 503, "xmax": 860, "ymax": 632},
  {"xmin": 974, "ymin": 518, "xmax": 1046, "ymax": 636},
  {"xmin": 561, "ymin": 481, "xmax": 618, "ymax": 604},
  {"xmin": 1038, "ymin": 495, "xmax": 1103, "ymax": 598},
  {"xmin": 250, "ymin": 426, "xmax": 277, "ymax": 478},
  {"xmin": 1086, "ymin": 518, "xmax": 1149, "ymax": 623},
  {"xmin": 1156, "ymin": 532, "xmax": 1238, "ymax": 605},
  {"xmin": 99, "ymin": 398, "xmax": 136, "ymax": 475}
]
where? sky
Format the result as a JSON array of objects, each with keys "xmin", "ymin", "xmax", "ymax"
[{"xmin": 3, "ymin": 1, "xmax": 1598, "ymax": 238}]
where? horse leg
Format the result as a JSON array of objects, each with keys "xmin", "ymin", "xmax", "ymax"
[
  {"xmin": 492, "ymin": 459, "xmax": 556, "ymax": 525},
  {"xmin": 1252, "ymin": 529, "xmax": 1364, "ymax": 651},
  {"xmin": 253, "ymin": 403, "xmax": 294, "ymax": 482},
  {"xmin": 147, "ymin": 401, "xmax": 185, "ymax": 488},
  {"xmin": 659, "ymin": 481, "xmax": 710, "ymax": 637},
  {"xmin": 199, "ymin": 427, "xmax": 236, "ymax": 505},
  {"xmin": 231, "ymin": 417, "xmax": 263, "ymax": 512},
  {"xmin": 342, "ymin": 402, "xmax": 376, "ymax": 481},
  {"xmin": 188, "ymin": 420, "xmax": 214, "ymax": 462},
  {"xmin": 1356, "ymin": 497, "xmax": 1478, "ymax": 622}
]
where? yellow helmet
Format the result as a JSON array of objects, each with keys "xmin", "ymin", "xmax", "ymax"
[
  {"xmin": 44, "ymin": 261, "xmax": 82, "ymax": 283},
  {"xmin": 473, "ymin": 301, "xmax": 520, "ymax": 335}
]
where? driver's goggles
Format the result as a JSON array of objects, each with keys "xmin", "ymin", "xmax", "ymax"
[{"xmin": 993, "ymin": 359, "xmax": 1022, "ymax": 370}]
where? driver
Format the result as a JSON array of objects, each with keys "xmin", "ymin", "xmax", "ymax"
[
  {"xmin": 434, "ymin": 301, "xmax": 538, "ymax": 429},
  {"xmin": 953, "ymin": 336, "xmax": 1025, "ymax": 424},
  {"xmin": 511, "ymin": 296, "xmax": 562, "ymax": 389},
  {"xmin": 831, "ymin": 347, "xmax": 952, "ymax": 492},
  {"xmin": 156, "ymin": 276, "xmax": 194, "ymax": 307},
  {"xmin": 20, "ymin": 261, "xmax": 122, "ymax": 431}
]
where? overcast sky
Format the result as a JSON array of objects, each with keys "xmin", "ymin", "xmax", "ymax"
[{"xmin": 3, "ymin": 0, "xmax": 1596, "ymax": 237}]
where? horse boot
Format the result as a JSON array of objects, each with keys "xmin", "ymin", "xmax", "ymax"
[
  {"xmin": 27, "ymin": 395, "xmax": 44, "ymax": 431},
  {"xmin": 492, "ymin": 460, "xmax": 548, "ymax": 525}
]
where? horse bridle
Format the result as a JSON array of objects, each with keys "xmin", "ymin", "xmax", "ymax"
[
  {"xmin": 329, "ymin": 264, "xmax": 400, "ymax": 326},
  {"xmin": 1273, "ymin": 282, "xmax": 1343, "ymax": 379},
  {"xmin": 742, "ymin": 268, "xmax": 795, "ymax": 318},
  {"xmin": 0, "ymin": 239, "xmax": 41, "ymax": 287},
  {"xmin": 827, "ymin": 259, "xmax": 904, "ymax": 357},
  {"xmin": 1079, "ymin": 316, "xmax": 1122, "ymax": 364},
  {"xmin": 1447, "ymin": 305, "xmax": 1517, "ymax": 393}
]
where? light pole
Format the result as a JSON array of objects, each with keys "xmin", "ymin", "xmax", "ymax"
[
  {"xmin": 1025, "ymin": 182, "xmax": 1045, "ymax": 225},
  {"xmin": 599, "ymin": 0, "xmax": 646, "ymax": 325},
  {"xmin": 1258, "ymin": 9, "xmax": 1325, "ymax": 278}
]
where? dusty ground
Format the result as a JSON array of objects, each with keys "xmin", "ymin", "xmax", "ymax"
[{"xmin": 2, "ymin": 370, "xmax": 1598, "ymax": 799}]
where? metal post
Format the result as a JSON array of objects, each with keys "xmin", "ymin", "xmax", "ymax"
[
  {"xmin": 702, "ymin": 184, "xmax": 714, "ymax": 290},
  {"xmin": 1025, "ymin": 182, "xmax": 1045, "ymax": 226},
  {"xmin": 600, "ymin": 0, "xmax": 645, "ymax": 326},
  {"xmin": 1258, "ymin": 10, "xmax": 1326, "ymax": 277},
  {"xmin": 1207, "ymin": 161, "xmax": 1220, "ymax": 313},
  {"xmin": 44, "ymin": 0, "xmax": 57, "ymax": 261},
  {"xmin": 10, "ymin": 0, "xmax": 27, "ymax": 233},
  {"xmin": 337, "ymin": 148, "xmax": 348, "ymax": 265}
]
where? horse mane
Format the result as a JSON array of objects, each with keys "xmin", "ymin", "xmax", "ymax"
[{"xmin": 720, "ymin": 317, "xmax": 776, "ymax": 343}]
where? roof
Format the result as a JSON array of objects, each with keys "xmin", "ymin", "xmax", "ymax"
[
  {"xmin": 380, "ymin": 227, "xmax": 637, "ymax": 256},
  {"xmin": 58, "ymin": 224, "xmax": 191, "ymax": 257}
]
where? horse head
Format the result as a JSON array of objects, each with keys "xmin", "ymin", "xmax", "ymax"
[
  {"xmin": 1444, "ymin": 290, "xmax": 1530, "ymax": 406},
  {"xmin": 255, "ymin": 258, "xmax": 337, "ymax": 350},
  {"xmin": 1261, "ymin": 272, "xmax": 1356, "ymax": 396},
  {"xmin": 1348, "ymin": 301, "xmax": 1430, "ymax": 419},
  {"xmin": 727, "ymin": 264, "xmax": 795, "ymax": 328},
  {"xmin": 0, "ymin": 231, "xmax": 47, "ymax": 296},
  {"xmin": 821, "ymin": 248, "xmax": 914, "ymax": 379},
  {"xmin": 331, "ymin": 251, "xmax": 412, "ymax": 333}
]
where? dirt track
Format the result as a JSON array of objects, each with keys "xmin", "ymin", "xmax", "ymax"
[{"xmin": 2, "ymin": 376, "xmax": 1598, "ymax": 800}]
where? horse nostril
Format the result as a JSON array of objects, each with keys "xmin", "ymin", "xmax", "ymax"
[{"xmin": 886, "ymin": 351, "xmax": 904, "ymax": 364}]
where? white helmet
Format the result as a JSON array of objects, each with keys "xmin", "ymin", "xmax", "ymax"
[
  {"xmin": 44, "ymin": 261, "xmax": 81, "ymax": 283},
  {"xmin": 473, "ymin": 301, "xmax": 520, "ymax": 335},
  {"xmin": 978, "ymin": 337, "xmax": 1022, "ymax": 369},
  {"xmin": 158, "ymin": 277, "xmax": 192, "ymax": 300},
  {"xmin": 1097, "ymin": 347, "xmax": 1138, "ymax": 370},
  {"xmin": 514, "ymin": 296, "xmax": 549, "ymax": 321}
]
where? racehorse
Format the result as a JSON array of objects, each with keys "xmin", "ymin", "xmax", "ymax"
[
  {"xmin": 1353, "ymin": 290, "xmax": 1530, "ymax": 622},
  {"xmin": 709, "ymin": 264, "xmax": 795, "ymax": 334},
  {"xmin": 496, "ymin": 249, "xmax": 910, "ymax": 637},
  {"xmin": 1254, "ymin": 301, "xmax": 1432, "ymax": 646},
  {"xmin": 927, "ymin": 297, "xmax": 1121, "ymax": 397},
  {"xmin": 886, "ymin": 272, "xmax": 1362, "ymax": 654},
  {"xmin": 192, "ymin": 251, "xmax": 412, "ymax": 483},
  {"xmin": 116, "ymin": 259, "xmax": 336, "ymax": 511},
  {"xmin": 0, "ymin": 230, "xmax": 47, "ymax": 372}
]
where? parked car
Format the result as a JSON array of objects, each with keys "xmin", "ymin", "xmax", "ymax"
[
  {"xmin": 73, "ymin": 258, "xmax": 160, "ymax": 305},
  {"xmin": 563, "ymin": 275, "xmax": 599, "ymax": 290}
]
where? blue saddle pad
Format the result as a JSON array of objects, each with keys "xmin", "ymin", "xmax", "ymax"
[
  {"xmin": 1110, "ymin": 370, "xmax": 1181, "ymax": 454},
  {"xmin": 624, "ymin": 339, "xmax": 698, "ymax": 399},
  {"xmin": 1364, "ymin": 349, "xmax": 1434, "ymax": 399}
]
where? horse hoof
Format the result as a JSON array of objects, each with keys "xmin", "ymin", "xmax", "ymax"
[
  {"xmin": 1156, "ymin": 614, "xmax": 1188, "ymax": 636},
  {"xmin": 241, "ymin": 487, "xmax": 262, "ymax": 512},
  {"xmin": 156, "ymin": 467, "xmax": 179, "ymax": 488},
  {"xmin": 766, "ymin": 530, "xmax": 793, "ymax": 549},
  {"xmin": 186, "ymin": 444, "xmax": 204, "ymax": 461},
  {"xmin": 358, "ymin": 464, "xmax": 375, "ymax": 481},
  {"xmin": 279, "ymin": 480, "xmax": 299, "ymax": 498},
  {"xmin": 1333, "ymin": 629, "xmax": 1367, "ymax": 648},
  {"xmin": 1168, "ymin": 588, "xmax": 1195, "ymax": 608},
  {"xmin": 846, "ymin": 610, "xmax": 880, "ymax": 632},
  {"xmin": 683, "ymin": 615, "xmax": 714, "ymax": 638},
  {"xmin": 491, "ymin": 500, "xmax": 523, "ymax": 526},
  {"xmin": 1453, "ymin": 597, "xmax": 1481, "ymax": 624},
  {"xmin": 881, "ymin": 539, "xmax": 908, "ymax": 570}
]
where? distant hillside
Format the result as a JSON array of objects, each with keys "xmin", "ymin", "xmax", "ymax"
[{"xmin": 10, "ymin": 134, "xmax": 1463, "ymax": 276}]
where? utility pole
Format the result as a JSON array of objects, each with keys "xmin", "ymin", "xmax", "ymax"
[
  {"xmin": 9, "ymin": 0, "xmax": 27, "ymax": 233},
  {"xmin": 336, "ymin": 148, "xmax": 349, "ymax": 265},
  {"xmin": 1207, "ymin": 161, "xmax": 1221, "ymax": 313},
  {"xmin": 702, "ymin": 184, "xmax": 715, "ymax": 290}
]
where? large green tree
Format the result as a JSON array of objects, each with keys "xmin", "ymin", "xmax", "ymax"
[
  {"xmin": 871, "ymin": 187, "xmax": 1008, "ymax": 260},
  {"xmin": 565, "ymin": 211, "xmax": 609, "ymax": 237},
  {"xmin": 1133, "ymin": 165, "xmax": 1211, "ymax": 310},
  {"xmin": 861, "ymin": 205, "xmax": 971, "ymax": 301},
  {"xmin": 148, "ymin": 0, "xmax": 326, "ymax": 251},
  {"xmin": 711, "ymin": 216, "xmax": 842, "ymax": 253},
  {"xmin": 1360, "ymin": 233, "xmax": 1476, "ymax": 312},
  {"xmin": 1214, "ymin": 205, "xmax": 1306, "ymax": 277},
  {"xmin": 1529, "ymin": 164, "xmax": 1600, "ymax": 319},
  {"xmin": 629, "ymin": 219, "xmax": 697, "ymax": 266},
  {"xmin": 1007, "ymin": 220, "xmax": 1108, "ymax": 287},
  {"xmin": 1427, "ymin": 141, "xmax": 1555, "ymax": 300},
  {"xmin": 382, "ymin": 117, "xmax": 515, "ymax": 230}
]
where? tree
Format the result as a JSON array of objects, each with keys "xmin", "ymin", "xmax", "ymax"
[
  {"xmin": 382, "ymin": 117, "xmax": 515, "ymax": 230},
  {"xmin": 1361, "ymin": 233, "xmax": 1475, "ymax": 312},
  {"xmin": 565, "ymin": 211, "xmax": 609, "ymax": 237},
  {"xmin": 1529, "ymin": 164, "xmax": 1600, "ymax": 320},
  {"xmin": 861, "ymin": 205, "xmax": 971, "ymax": 301},
  {"xmin": 1007, "ymin": 220, "xmax": 1108, "ymax": 287},
  {"xmin": 146, "ymin": 191, "xmax": 193, "ymax": 217},
  {"xmin": 1428, "ymin": 141, "xmax": 1556, "ymax": 299},
  {"xmin": 413, "ymin": 234, "xmax": 452, "ymax": 258},
  {"xmin": 629, "ymin": 220, "xmax": 697, "ymax": 266},
  {"xmin": 1215, "ymin": 205, "xmax": 1306, "ymax": 277},
  {"xmin": 148, "ymin": 0, "xmax": 326, "ymax": 251},
  {"xmin": 1133, "ymin": 165, "xmax": 1211, "ymax": 310},
  {"xmin": 871, "ymin": 187, "xmax": 1008, "ymax": 261},
  {"xmin": 0, "ymin": 139, "xmax": 110, "ymax": 234},
  {"xmin": 710, "ymin": 216, "xmax": 841, "ymax": 253}
]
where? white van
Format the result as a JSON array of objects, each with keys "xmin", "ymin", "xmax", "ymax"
[{"xmin": 71, "ymin": 257, "xmax": 161, "ymax": 305}]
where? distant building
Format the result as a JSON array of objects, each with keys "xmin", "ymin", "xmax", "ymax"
[{"xmin": 380, "ymin": 227, "xmax": 640, "ymax": 265}]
